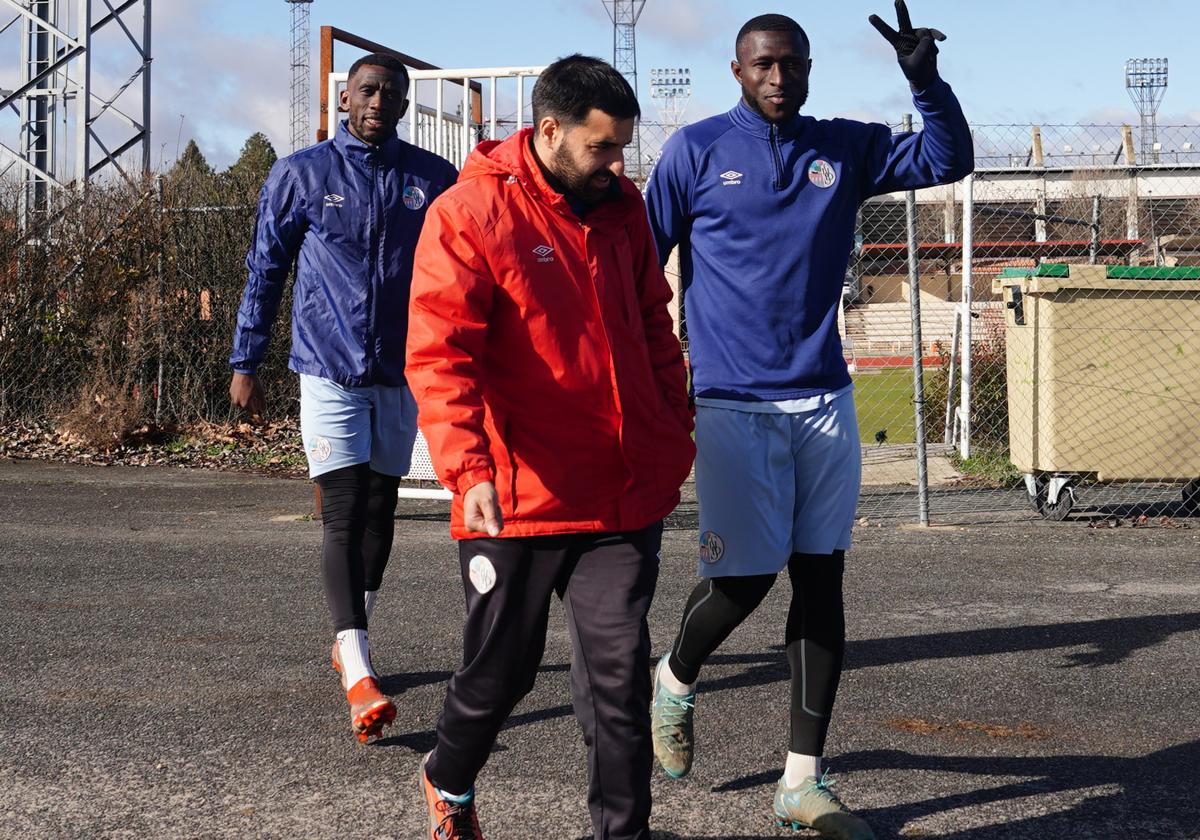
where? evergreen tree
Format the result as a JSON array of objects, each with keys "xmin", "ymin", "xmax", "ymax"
[
  {"xmin": 164, "ymin": 138, "xmax": 219, "ymax": 205},
  {"xmin": 170, "ymin": 139, "xmax": 213, "ymax": 179},
  {"xmin": 225, "ymin": 132, "xmax": 278, "ymax": 191}
]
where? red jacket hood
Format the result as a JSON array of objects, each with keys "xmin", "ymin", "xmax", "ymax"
[{"xmin": 460, "ymin": 128, "xmax": 644, "ymax": 224}]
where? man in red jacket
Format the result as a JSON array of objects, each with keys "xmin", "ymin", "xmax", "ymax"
[{"xmin": 407, "ymin": 54, "xmax": 695, "ymax": 840}]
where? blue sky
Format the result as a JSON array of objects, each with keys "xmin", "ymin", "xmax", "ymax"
[{"xmin": 9, "ymin": 0, "xmax": 1196, "ymax": 169}]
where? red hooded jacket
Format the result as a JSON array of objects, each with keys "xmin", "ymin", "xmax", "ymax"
[{"xmin": 407, "ymin": 130, "xmax": 695, "ymax": 539}]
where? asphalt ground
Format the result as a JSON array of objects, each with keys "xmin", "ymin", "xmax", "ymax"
[{"xmin": 2, "ymin": 459, "xmax": 1199, "ymax": 840}]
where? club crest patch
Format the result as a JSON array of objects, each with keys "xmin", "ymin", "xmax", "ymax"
[
  {"xmin": 698, "ymin": 531, "xmax": 726, "ymax": 565},
  {"xmin": 402, "ymin": 185, "xmax": 426, "ymax": 210},
  {"xmin": 306, "ymin": 436, "xmax": 332, "ymax": 463},
  {"xmin": 808, "ymin": 159, "xmax": 837, "ymax": 188},
  {"xmin": 468, "ymin": 554, "xmax": 497, "ymax": 594}
]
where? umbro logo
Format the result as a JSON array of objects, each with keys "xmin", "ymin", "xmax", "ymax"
[
  {"xmin": 532, "ymin": 244, "xmax": 555, "ymax": 263},
  {"xmin": 324, "ymin": 193, "xmax": 344, "ymax": 208},
  {"xmin": 719, "ymin": 170, "xmax": 743, "ymax": 186}
]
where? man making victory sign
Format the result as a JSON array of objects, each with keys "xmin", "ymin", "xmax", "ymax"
[{"xmin": 644, "ymin": 3, "xmax": 973, "ymax": 838}]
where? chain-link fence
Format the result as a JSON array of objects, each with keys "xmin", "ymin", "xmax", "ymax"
[
  {"xmin": 0, "ymin": 171, "xmax": 295, "ymax": 445},
  {"xmin": 0, "ymin": 119, "xmax": 680, "ymax": 440},
  {"xmin": 852, "ymin": 122, "xmax": 1200, "ymax": 523},
  {"xmin": 5, "ymin": 119, "xmax": 1199, "ymax": 524}
]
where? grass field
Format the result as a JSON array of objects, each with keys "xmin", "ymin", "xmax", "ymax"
[{"xmin": 853, "ymin": 366, "xmax": 919, "ymax": 445}]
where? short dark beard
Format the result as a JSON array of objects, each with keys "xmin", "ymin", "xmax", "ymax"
[{"xmin": 549, "ymin": 142, "xmax": 613, "ymax": 205}]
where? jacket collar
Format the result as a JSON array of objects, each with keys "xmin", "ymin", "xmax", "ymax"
[
  {"xmin": 728, "ymin": 98, "xmax": 807, "ymax": 141},
  {"xmin": 488, "ymin": 129, "xmax": 640, "ymax": 226},
  {"xmin": 333, "ymin": 119, "xmax": 403, "ymax": 163}
]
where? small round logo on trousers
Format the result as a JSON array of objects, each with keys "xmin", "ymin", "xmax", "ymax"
[
  {"xmin": 469, "ymin": 554, "xmax": 497, "ymax": 594},
  {"xmin": 307, "ymin": 436, "xmax": 332, "ymax": 463},
  {"xmin": 808, "ymin": 159, "xmax": 836, "ymax": 188},
  {"xmin": 698, "ymin": 531, "xmax": 725, "ymax": 564},
  {"xmin": 403, "ymin": 185, "xmax": 426, "ymax": 210}
]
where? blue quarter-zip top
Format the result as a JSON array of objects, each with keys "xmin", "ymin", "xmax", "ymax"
[{"xmin": 645, "ymin": 78, "xmax": 973, "ymax": 402}]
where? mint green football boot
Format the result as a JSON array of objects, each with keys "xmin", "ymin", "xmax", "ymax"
[
  {"xmin": 650, "ymin": 655, "xmax": 696, "ymax": 779},
  {"xmin": 773, "ymin": 773, "xmax": 875, "ymax": 839}
]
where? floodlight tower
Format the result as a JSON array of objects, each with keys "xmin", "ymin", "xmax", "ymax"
[
  {"xmin": 602, "ymin": 0, "xmax": 646, "ymax": 176},
  {"xmin": 287, "ymin": 0, "xmax": 314, "ymax": 152},
  {"xmin": 649, "ymin": 67, "xmax": 691, "ymax": 129},
  {"xmin": 1, "ymin": 0, "xmax": 153, "ymax": 230},
  {"xmin": 1125, "ymin": 58, "xmax": 1168, "ymax": 164}
]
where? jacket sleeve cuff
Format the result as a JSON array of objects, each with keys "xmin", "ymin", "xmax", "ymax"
[
  {"xmin": 455, "ymin": 466, "xmax": 495, "ymax": 495},
  {"xmin": 911, "ymin": 75, "xmax": 948, "ymax": 103}
]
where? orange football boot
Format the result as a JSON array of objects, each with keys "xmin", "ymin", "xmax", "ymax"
[
  {"xmin": 419, "ymin": 753, "xmax": 484, "ymax": 839},
  {"xmin": 346, "ymin": 676, "xmax": 395, "ymax": 743},
  {"xmin": 331, "ymin": 640, "xmax": 343, "ymax": 685}
]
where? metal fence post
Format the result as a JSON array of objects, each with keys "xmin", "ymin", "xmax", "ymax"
[
  {"xmin": 959, "ymin": 171, "xmax": 974, "ymax": 461},
  {"xmin": 903, "ymin": 114, "xmax": 930, "ymax": 526},
  {"xmin": 1089, "ymin": 194, "xmax": 1101, "ymax": 265},
  {"xmin": 944, "ymin": 309, "xmax": 960, "ymax": 445},
  {"xmin": 155, "ymin": 174, "xmax": 164, "ymax": 424}
]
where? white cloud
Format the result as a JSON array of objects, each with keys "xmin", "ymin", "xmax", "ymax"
[
  {"xmin": 150, "ymin": 4, "xmax": 293, "ymax": 169},
  {"xmin": 638, "ymin": 0, "xmax": 735, "ymax": 52}
]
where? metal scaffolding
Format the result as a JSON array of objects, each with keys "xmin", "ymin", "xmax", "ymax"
[
  {"xmin": 0, "ymin": 0, "xmax": 152, "ymax": 228},
  {"xmin": 601, "ymin": 0, "xmax": 645, "ymax": 177},
  {"xmin": 287, "ymin": 0, "xmax": 312, "ymax": 153}
]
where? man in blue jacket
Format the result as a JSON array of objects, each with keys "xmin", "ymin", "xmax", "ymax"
[
  {"xmin": 644, "ymin": 4, "xmax": 972, "ymax": 837},
  {"xmin": 229, "ymin": 53, "xmax": 457, "ymax": 743}
]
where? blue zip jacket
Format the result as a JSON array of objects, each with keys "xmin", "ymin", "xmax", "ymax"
[
  {"xmin": 645, "ymin": 77, "xmax": 973, "ymax": 401},
  {"xmin": 230, "ymin": 121, "xmax": 458, "ymax": 387}
]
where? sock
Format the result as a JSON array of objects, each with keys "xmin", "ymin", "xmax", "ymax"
[
  {"xmin": 656, "ymin": 654, "xmax": 695, "ymax": 696},
  {"xmin": 426, "ymin": 752, "xmax": 474, "ymax": 802},
  {"xmin": 437, "ymin": 786, "xmax": 474, "ymax": 804},
  {"xmin": 783, "ymin": 752, "xmax": 822, "ymax": 787},
  {"xmin": 335, "ymin": 628, "xmax": 375, "ymax": 687},
  {"xmin": 364, "ymin": 589, "xmax": 379, "ymax": 620}
]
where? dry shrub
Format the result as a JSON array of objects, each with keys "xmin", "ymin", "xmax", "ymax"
[{"xmin": 57, "ymin": 378, "xmax": 146, "ymax": 449}]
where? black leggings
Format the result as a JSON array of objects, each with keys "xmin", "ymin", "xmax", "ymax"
[
  {"xmin": 315, "ymin": 464, "xmax": 401, "ymax": 632},
  {"xmin": 667, "ymin": 551, "xmax": 845, "ymax": 756}
]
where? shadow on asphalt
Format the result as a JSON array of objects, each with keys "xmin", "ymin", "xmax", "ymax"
[
  {"xmin": 1073, "ymin": 498, "xmax": 1196, "ymax": 522},
  {"xmin": 374, "ymin": 662, "xmax": 574, "ymax": 753},
  {"xmin": 377, "ymin": 661, "xmax": 569, "ymax": 697},
  {"xmin": 712, "ymin": 741, "xmax": 1200, "ymax": 837},
  {"xmin": 644, "ymin": 835, "xmax": 783, "ymax": 839},
  {"xmin": 574, "ymin": 836, "xmax": 786, "ymax": 840},
  {"xmin": 371, "ymin": 612, "xmax": 1200, "ymax": 763},
  {"xmin": 839, "ymin": 741, "xmax": 1197, "ymax": 838},
  {"xmin": 695, "ymin": 611, "xmax": 1200, "ymax": 696},
  {"xmin": 395, "ymin": 511, "xmax": 452, "ymax": 523}
]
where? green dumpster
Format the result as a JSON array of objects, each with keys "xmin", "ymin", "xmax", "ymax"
[{"xmin": 994, "ymin": 264, "xmax": 1200, "ymax": 519}]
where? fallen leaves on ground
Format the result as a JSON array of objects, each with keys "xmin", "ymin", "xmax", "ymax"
[{"xmin": 0, "ymin": 419, "xmax": 307, "ymax": 478}]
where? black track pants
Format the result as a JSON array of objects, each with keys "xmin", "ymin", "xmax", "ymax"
[{"xmin": 425, "ymin": 523, "xmax": 662, "ymax": 840}]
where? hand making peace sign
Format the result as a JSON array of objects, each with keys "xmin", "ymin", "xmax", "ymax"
[{"xmin": 869, "ymin": 0, "xmax": 947, "ymax": 90}]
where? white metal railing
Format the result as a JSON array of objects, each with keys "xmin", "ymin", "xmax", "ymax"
[
  {"xmin": 326, "ymin": 65, "xmax": 545, "ymax": 169},
  {"xmin": 325, "ymin": 66, "xmax": 545, "ymax": 499}
]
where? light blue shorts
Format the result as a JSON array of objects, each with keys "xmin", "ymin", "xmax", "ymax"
[
  {"xmin": 298, "ymin": 374, "xmax": 418, "ymax": 479},
  {"xmin": 693, "ymin": 393, "xmax": 861, "ymax": 577}
]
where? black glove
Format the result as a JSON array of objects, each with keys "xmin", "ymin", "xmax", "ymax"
[{"xmin": 869, "ymin": 0, "xmax": 947, "ymax": 90}]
